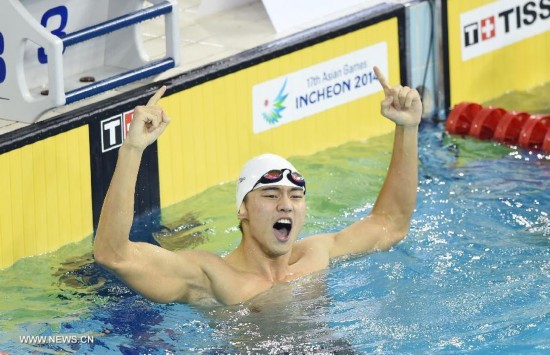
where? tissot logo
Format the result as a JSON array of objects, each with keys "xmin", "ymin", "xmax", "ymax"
[
  {"xmin": 100, "ymin": 110, "xmax": 134, "ymax": 152},
  {"xmin": 461, "ymin": 0, "xmax": 550, "ymax": 60},
  {"xmin": 481, "ymin": 16, "xmax": 495, "ymax": 40},
  {"xmin": 464, "ymin": 16, "xmax": 495, "ymax": 47}
]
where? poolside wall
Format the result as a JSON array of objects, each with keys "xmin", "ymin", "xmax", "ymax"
[
  {"xmin": 444, "ymin": 0, "xmax": 550, "ymax": 107},
  {"xmin": 4, "ymin": 0, "xmax": 547, "ymax": 269},
  {"xmin": 0, "ymin": 4, "xmax": 406, "ymax": 269}
]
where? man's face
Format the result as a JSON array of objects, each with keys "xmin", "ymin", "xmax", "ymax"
[{"xmin": 239, "ymin": 185, "xmax": 306, "ymax": 257}]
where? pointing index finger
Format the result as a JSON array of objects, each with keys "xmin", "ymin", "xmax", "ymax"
[
  {"xmin": 147, "ymin": 85, "xmax": 167, "ymax": 106},
  {"xmin": 373, "ymin": 66, "xmax": 391, "ymax": 93}
]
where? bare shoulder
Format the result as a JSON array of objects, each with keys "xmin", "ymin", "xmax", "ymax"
[
  {"xmin": 174, "ymin": 249, "xmax": 228, "ymax": 273},
  {"xmin": 174, "ymin": 249, "xmax": 222, "ymax": 261},
  {"xmin": 294, "ymin": 233, "xmax": 336, "ymax": 252},
  {"xmin": 290, "ymin": 233, "xmax": 336, "ymax": 269}
]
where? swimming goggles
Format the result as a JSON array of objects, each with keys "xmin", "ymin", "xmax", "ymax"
[{"xmin": 252, "ymin": 168, "xmax": 306, "ymax": 191}]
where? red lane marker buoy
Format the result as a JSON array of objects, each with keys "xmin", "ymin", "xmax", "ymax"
[
  {"xmin": 543, "ymin": 125, "xmax": 550, "ymax": 153},
  {"xmin": 493, "ymin": 111, "xmax": 531, "ymax": 145},
  {"xmin": 469, "ymin": 107, "xmax": 507, "ymax": 140},
  {"xmin": 446, "ymin": 102, "xmax": 483, "ymax": 135},
  {"xmin": 518, "ymin": 115, "xmax": 550, "ymax": 151},
  {"xmin": 447, "ymin": 102, "xmax": 550, "ymax": 152}
]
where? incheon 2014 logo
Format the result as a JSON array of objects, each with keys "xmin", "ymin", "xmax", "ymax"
[{"xmin": 261, "ymin": 79, "xmax": 288, "ymax": 125}]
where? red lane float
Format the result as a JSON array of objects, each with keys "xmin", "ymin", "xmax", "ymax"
[
  {"xmin": 445, "ymin": 102, "xmax": 482, "ymax": 135},
  {"xmin": 469, "ymin": 107, "xmax": 507, "ymax": 140},
  {"xmin": 494, "ymin": 111, "xmax": 530, "ymax": 144},
  {"xmin": 519, "ymin": 115, "xmax": 550, "ymax": 151},
  {"xmin": 544, "ymin": 124, "xmax": 550, "ymax": 152},
  {"xmin": 446, "ymin": 102, "xmax": 550, "ymax": 153}
]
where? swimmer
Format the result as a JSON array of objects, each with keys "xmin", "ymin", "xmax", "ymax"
[{"xmin": 93, "ymin": 66, "xmax": 422, "ymax": 305}]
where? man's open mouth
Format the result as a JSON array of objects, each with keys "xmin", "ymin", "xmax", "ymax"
[{"xmin": 273, "ymin": 218, "xmax": 292, "ymax": 242}]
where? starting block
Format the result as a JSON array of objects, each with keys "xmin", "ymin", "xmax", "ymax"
[{"xmin": 0, "ymin": 0, "xmax": 180, "ymax": 123}]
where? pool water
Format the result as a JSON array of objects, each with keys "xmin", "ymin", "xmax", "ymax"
[{"xmin": 1, "ymin": 105, "xmax": 549, "ymax": 353}]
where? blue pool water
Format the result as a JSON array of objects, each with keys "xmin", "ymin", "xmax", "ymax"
[{"xmin": 0, "ymin": 121, "xmax": 549, "ymax": 354}]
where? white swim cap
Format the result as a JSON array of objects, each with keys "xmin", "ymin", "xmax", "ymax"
[{"xmin": 236, "ymin": 153, "xmax": 305, "ymax": 211}]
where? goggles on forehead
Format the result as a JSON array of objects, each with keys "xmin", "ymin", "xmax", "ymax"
[{"xmin": 252, "ymin": 168, "xmax": 306, "ymax": 192}]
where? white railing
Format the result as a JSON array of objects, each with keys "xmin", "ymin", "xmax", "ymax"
[{"xmin": 0, "ymin": 0, "xmax": 179, "ymax": 123}]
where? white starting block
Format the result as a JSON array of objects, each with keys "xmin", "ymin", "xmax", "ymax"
[{"xmin": 0, "ymin": 0, "xmax": 180, "ymax": 123}]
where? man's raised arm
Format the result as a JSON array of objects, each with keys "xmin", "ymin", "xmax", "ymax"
[
  {"xmin": 93, "ymin": 87, "xmax": 211, "ymax": 303},
  {"xmin": 327, "ymin": 66, "xmax": 422, "ymax": 257}
]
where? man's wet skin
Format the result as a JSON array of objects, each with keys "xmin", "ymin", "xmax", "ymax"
[{"xmin": 198, "ymin": 271, "xmax": 355, "ymax": 353}]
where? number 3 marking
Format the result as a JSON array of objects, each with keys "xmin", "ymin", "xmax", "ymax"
[
  {"xmin": 0, "ymin": 32, "xmax": 6, "ymax": 83},
  {"xmin": 38, "ymin": 6, "xmax": 69, "ymax": 64}
]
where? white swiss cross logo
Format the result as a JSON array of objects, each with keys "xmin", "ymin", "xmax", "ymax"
[{"xmin": 481, "ymin": 16, "xmax": 495, "ymax": 40}]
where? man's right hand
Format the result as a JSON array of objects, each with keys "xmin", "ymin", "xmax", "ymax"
[
  {"xmin": 124, "ymin": 86, "xmax": 171, "ymax": 151},
  {"xmin": 373, "ymin": 66, "xmax": 421, "ymax": 127}
]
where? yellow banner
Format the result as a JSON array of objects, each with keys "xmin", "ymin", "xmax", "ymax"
[
  {"xmin": 447, "ymin": 0, "xmax": 550, "ymax": 105},
  {"xmin": 158, "ymin": 18, "xmax": 401, "ymax": 208}
]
